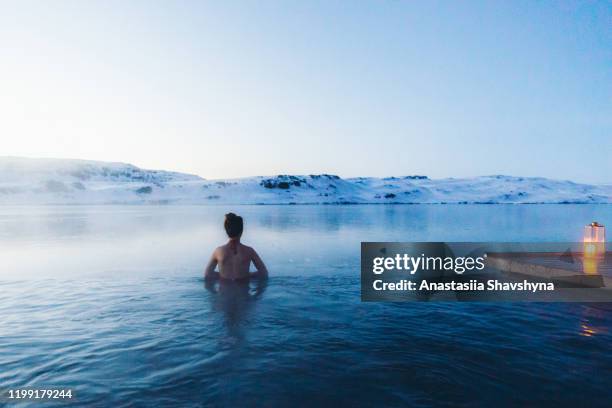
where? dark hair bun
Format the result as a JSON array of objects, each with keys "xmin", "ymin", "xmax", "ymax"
[{"xmin": 224, "ymin": 212, "xmax": 243, "ymax": 238}]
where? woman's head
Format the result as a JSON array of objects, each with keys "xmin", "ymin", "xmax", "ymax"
[{"xmin": 224, "ymin": 212, "xmax": 243, "ymax": 238}]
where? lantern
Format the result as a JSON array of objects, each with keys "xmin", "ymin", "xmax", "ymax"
[{"xmin": 583, "ymin": 222, "xmax": 605, "ymax": 258}]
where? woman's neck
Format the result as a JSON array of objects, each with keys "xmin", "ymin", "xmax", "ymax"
[{"xmin": 228, "ymin": 237, "xmax": 240, "ymax": 254}]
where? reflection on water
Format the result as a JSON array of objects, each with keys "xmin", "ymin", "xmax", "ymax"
[
  {"xmin": 579, "ymin": 305, "xmax": 609, "ymax": 337},
  {"xmin": 205, "ymin": 279, "xmax": 268, "ymax": 344},
  {"xmin": 0, "ymin": 205, "xmax": 612, "ymax": 406},
  {"xmin": 580, "ymin": 322, "xmax": 598, "ymax": 337}
]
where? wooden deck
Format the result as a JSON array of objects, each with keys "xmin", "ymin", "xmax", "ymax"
[{"xmin": 486, "ymin": 252, "xmax": 612, "ymax": 288}]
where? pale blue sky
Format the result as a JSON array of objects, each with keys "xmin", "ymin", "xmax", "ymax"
[{"xmin": 1, "ymin": 1, "xmax": 610, "ymax": 182}]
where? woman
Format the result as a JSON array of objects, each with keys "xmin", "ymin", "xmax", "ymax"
[{"xmin": 204, "ymin": 213, "xmax": 268, "ymax": 281}]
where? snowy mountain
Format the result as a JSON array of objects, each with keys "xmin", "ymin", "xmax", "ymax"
[{"xmin": 0, "ymin": 157, "xmax": 610, "ymax": 205}]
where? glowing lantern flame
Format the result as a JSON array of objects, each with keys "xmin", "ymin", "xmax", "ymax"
[{"xmin": 583, "ymin": 221, "xmax": 605, "ymax": 259}]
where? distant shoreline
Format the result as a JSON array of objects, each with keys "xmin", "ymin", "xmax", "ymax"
[
  {"xmin": 1, "ymin": 202, "xmax": 611, "ymax": 207},
  {"xmin": 1, "ymin": 157, "xmax": 611, "ymax": 205}
]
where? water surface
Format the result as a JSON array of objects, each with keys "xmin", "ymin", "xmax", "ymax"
[{"xmin": 1, "ymin": 205, "xmax": 611, "ymax": 406}]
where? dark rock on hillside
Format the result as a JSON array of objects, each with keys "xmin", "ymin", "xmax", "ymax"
[
  {"xmin": 135, "ymin": 186, "xmax": 153, "ymax": 194},
  {"xmin": 309, "ymin": 174, "xmax": 340, "ymax": 180},
  {"xmin": 260, "ymin": 175, "xmax": 307, "ymax": 189}
]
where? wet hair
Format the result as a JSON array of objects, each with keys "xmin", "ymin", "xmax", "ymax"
[{"xmin": 224, "ymin": 212, "xmax": 243, "ymax": 238}]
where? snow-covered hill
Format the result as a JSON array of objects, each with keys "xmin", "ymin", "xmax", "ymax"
[{"xmin": 0, "ymin": 157, "xmax": 610, "ymax": 205}]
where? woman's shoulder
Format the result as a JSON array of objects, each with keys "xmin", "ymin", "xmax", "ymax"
[{"xmin": 239, "ymin": 243, "xmax": 256, "ymax": 253}]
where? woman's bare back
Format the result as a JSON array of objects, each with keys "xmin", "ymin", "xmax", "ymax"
[
  {"xmin": 205, "ymin": 240, "xmax": 268, "ymax": 281},
  {"xmin": 216, "ymin": 242, "xmax": 253, "ymax": 280}
]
